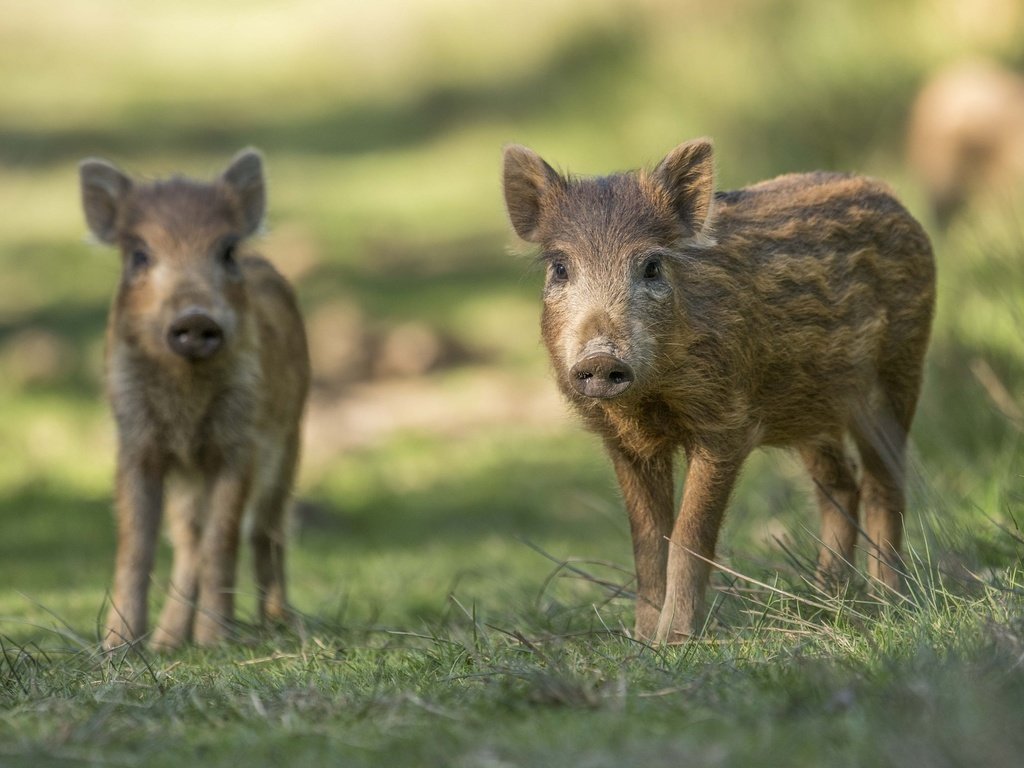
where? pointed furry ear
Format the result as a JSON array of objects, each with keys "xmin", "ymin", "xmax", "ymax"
[
  {"xmin": 654, "ymin": 138, "xmax": 715, "ymax": 238},
  {"xmin": 221, "ymin": 148, "xmax": 265, "ymax": 236},
  {"xmin": 79, "ymin": 158, "xmax": 132, "ymax": 244},
  {"xmin": 502, "ymin": 144, "xmax": 563, "ymax": 243}
]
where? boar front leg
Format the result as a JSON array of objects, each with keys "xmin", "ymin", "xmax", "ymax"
[
  {"xmin": 609, "ymin": 446, "xmax": 675, "ymax": 642},
  {"xmin": 105, "ymin": 450, "xmax": 164, "ymax": 650},
  {"xmin": 656, "ymin": 446, "xmax": 744, "ymax": 644},
  {"xmin": 249, "ymin": 433, "xmax": 300, "ymax": 625},
  {"xmin": 150, "ymin": 484, "xmax": 203, "ymax": 651},
  {"xmin": 193, "ymin": 467, "xmax": 250, "ymax": 646}
]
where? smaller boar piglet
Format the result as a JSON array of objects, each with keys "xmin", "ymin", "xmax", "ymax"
[
  {"xmin": 503, "ymin": 139, "xmax": 935, "ymax": 643},
  {"xmin": 80, "ymin": 149, "xmax": 310, "ymax": 650},
  {"xmin": 907, "ymin": 58, "xmax": 1024, "ymax": 227}
]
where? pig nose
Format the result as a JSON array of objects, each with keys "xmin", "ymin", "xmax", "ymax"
[
  {"xmin": 167, "ymin": 310, "xmax": 224, "ymax": 360},
  {"xmin": 569, "ymin": 353, "xmax": 635, "ymax": 399}
]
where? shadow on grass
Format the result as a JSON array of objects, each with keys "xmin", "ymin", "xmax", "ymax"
[
  {"xmin": 1, "ymin": 483, "xmax": 113, "ymax": 594},
  {"xmin": 0, "ymin": 23, "xmax": 641, "ymax": 167},
  {"xmin": 298, "ymin": 432, "xmax": 623, "ymax": 557},
  {"xmin": 0, "ymin": 302, "xmax": 109, "ymax": 400},
  {"xmin": 297, "ymin": 231, "xmax": 540, "ymax": 323},
  {"xmin": 729, "ymin": 67, "xmax": 921, "ymax": 179},
  {"xmin": 917, "ymin": 338, "xmax": 1023, "ymax": 472}
]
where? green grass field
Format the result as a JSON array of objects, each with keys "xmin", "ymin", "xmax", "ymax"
[{"xmin": 2, "ymin": 1, "xmax": 1023, "ymax": 765}]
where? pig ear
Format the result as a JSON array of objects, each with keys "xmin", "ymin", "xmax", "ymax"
[
  {"xmin": 654, "ymin": 138, "xmax": 715, "ymax": 238},
  {"xmin": 503, "ymin": 144, "xmax": 563, "ymax": 243},
  {"xmin": 79, "ymin": 159, "xmax": 132, "ymax": 244},
  {"xmin": 221, "ymin": 148, "xmax": 266, "ymax": 236}
]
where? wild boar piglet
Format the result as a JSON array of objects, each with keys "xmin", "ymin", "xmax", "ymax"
[
  {"xmin": 80, "ymin": 149, "xmax": 310, "ymax": 650},
  {"xmin": 503, "ymin": 138, "xmax": 935, "ymax": 643}
]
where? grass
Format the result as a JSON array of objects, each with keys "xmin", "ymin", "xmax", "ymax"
[
  {"xmin": 3, "ymin": 539, "xmax": 1023, "ymax": 767},
  {"xmin": 2, "ymin": 0, "xmax": 1024, "ymax": 765}
]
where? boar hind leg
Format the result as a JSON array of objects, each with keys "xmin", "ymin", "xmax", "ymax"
[
  {"xmin": 249, "ymin": 435, "xmax": 299, "ymax": 625},
  {"xmin": 250, "ymin": 499, "xmax": 291, "ymax": 625},
  {"xmin": 609, "ymin": 447, "xmax": 675, "ymax": 642},
  {"xmin": 657, "ymin": 448, "xmax": 744, "ymax": 644},
  {"xmin": 151, "ymin": 484, "xmax": 202, "ymax": 651},
  {"xmin": 855, "ymin": 430, "xmax": 907, "ymax": 592},
  {"xmin": 193, "ymin": 469, "xmax": 250, "ymax": 646},
  {"xmin": 853, "ymin": 376, "xmax": 921, "ymax": 594},
  {"xmin": 105, "ymin": 453, "xmax": 163, "ymax": 650},
  {"xmin": 853, "ymin": 421, "xmax": 911, "ymax": 593},
  {"xmin": 800, "ymin": 439, "xmax": 860, "ymax": 589}
]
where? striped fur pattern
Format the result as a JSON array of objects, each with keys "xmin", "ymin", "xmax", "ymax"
[{"xmin": 503, "ymin": 139, "xmax": 935, "ymax": 643}]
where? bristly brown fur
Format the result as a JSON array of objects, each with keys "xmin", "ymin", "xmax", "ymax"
[
  {"xmin": 80, "ymin": 150, "xmax": 310, "ymax": 651},
  {"xmin": 503, "ymin": 139, "xmax": 935, "ymax": 643}
]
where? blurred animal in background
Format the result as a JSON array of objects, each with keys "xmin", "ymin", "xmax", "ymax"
[
  {"xmin": 907, "ymin": 58, "xmax": 1024, "ymax": 227},
  {"xmin": 79, "ymin": 150, "xmax": 310, "ymax": 650},
  {"xmin": 503, "ymin": 139, "xmax": 935, "ymax": 643}
]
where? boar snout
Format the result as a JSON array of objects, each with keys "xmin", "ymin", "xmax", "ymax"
[
  {"xmin": 569, "ymin": 352, "xmax": 635, "ymax": 399},
  {"xmin": 167, "ymin": 309, "xmax": 224, "ymax": 360}
]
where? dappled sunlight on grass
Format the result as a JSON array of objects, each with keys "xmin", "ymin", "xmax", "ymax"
[
  {"xmin": 1, "ymin": 0, "xmax": 1023, "ymax": 763},
  {"xmin": 1, "ymin": 0, "xmax": 1020, "ymax": 634}
]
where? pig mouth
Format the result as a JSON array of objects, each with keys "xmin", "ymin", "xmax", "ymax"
[{"xmin": 568, "ymin": 352, "xmax": 635, "ymax": 399}]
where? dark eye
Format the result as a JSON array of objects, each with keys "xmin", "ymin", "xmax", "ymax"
[
  {"xmin": 643, "ymin": 258, "xmax": 662, "ymax": 280},
  {"xmin": 219, "ymin": 240, "xmax": 241, "ymax": 273},
  {"xmin": 552, "ymin": 262, "xmax": 569, "ymax": 281},
  {"xmin": 129, "ymin": 249, "xmax": 150, "ymax": 272}
]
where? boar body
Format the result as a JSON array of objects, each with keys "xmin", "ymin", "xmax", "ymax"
[
  {"xmin": 81, "ymin": 152, "xmax": 310, "ymax": 650},
  {"xmin": 503, "ymin": 140, "xmax": 935, "ymax": 643}
]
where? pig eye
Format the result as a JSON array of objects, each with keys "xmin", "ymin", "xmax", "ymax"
[
  {"xmin": 552, "ymin": 262, "xmax": 569, "ymax": 282},
  {"xmin": 218, "ymin": 239, "xmax": 241, "ymax": 275},
  {"xmin": 129, "ymin": 249, "xmax": 150, "ymax": 272},
  {"xmin": 643, "ymin": 258, "xmax": 662, "ymax": 280}
]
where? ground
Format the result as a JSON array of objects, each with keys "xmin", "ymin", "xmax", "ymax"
[{"xmin": 1, "ymin": 1, "xmax": 1023, "ymax": 765}]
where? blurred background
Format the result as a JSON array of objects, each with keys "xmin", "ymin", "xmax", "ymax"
[{"xmin": 1, "ymin": 0, "xmax": 1021, "ymax": 640}]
